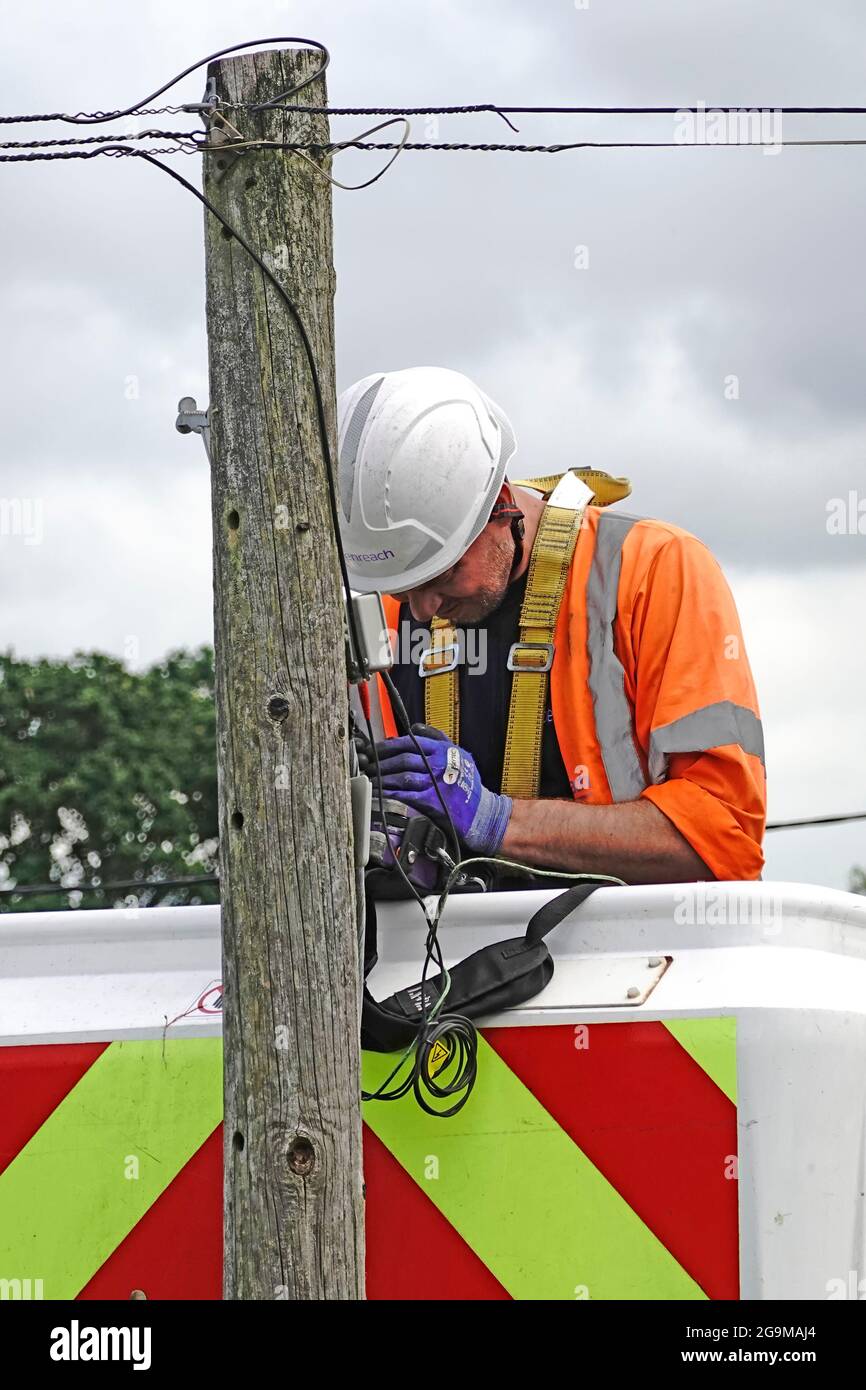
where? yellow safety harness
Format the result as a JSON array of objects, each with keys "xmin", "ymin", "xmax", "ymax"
[{"xmin": 420, "ymin": 468, "xmax": 631, "ymax": 799}]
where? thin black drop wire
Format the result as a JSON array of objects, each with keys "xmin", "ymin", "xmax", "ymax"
[{"xmin": 123, "ymin": 149, "xmax": 365, "ymax": 672}]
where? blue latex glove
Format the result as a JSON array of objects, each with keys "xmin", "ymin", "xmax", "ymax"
[{"xmin": 375, "ymin": 725, "xmax": 512, "ymax": 856}]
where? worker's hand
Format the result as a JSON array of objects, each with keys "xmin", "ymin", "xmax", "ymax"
[{"xmin": 375, "ymin": 725, "xmax": 512, "ymax": 856}]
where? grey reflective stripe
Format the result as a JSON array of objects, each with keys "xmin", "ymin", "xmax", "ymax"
[
  {"xmin": 340, "ymin": 376, "xmax": 384, "ymax": 522},
  {"xmin": 586, "ymin": 512, "xmax": 647, "ymax": 801},
  {"xmin": 648, "ymin": 701, "xmax": 765, "ymax": 784}
]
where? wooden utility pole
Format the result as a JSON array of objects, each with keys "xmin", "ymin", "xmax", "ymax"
[{"xmin": 203, "ymin": 47, "xmax": 364, "ymax": 1300}]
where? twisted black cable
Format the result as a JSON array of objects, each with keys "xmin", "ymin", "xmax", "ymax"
[
  {"xmin": 0, "ymin": 37, "xmax": 328, "ymax": 125},
  {"xmin": 0, "ymin": 145, "xmax": 195, "ymax": 163},
  {"xmin": 315, "ymin": 137, "xmax": 866, "ymax": 152},
  {"xmin": 4, "ymin": 136, "xmax": 866, "ymax": 167},
  {"xmin": 241, "ymin": 101, "xmax": 866, "ymax": 118},
  {"xmin": 0, "ymin": 129, "xmax": 201, "ymax": 151}
]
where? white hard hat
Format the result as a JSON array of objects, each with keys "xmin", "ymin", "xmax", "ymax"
[{"xmin": 337, "ymin": 366, "xmax": 517, "ymax": 593}]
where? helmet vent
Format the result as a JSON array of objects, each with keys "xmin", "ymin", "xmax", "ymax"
[{"xmin": 339, "ymin": 376, "xmax": 384, "ymax": 522}]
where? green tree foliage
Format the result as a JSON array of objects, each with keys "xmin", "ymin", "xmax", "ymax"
[
  {"xmin": 0, "ymin": 648, "xmax": 219, "ymax": 912},
  {"xmin": 850, "ymin": 867, "xmax": 866, "ymax": 896}
]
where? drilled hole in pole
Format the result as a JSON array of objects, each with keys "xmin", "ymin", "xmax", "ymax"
[
  {"xmin": 233, "ymin": 1131, "xmax": 245, "ymax": 1153},
  {"xmin": 227, "ymin": 509, "xmax": 240, "ymax": 531},
  {"xmin": 231, "ymin": 810, "xmax": 244, "ymax": 831}
]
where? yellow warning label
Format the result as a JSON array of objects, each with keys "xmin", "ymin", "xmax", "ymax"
[{"xmin": 427, "ymin": 1040, "xmax": 451, "ymax": 1077}]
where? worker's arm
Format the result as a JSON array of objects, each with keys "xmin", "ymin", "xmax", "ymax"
[
  {"xmin": 500, "ymin": 528, "xmax": 764, "ymax": 882},
  {"xmin": 375, "ymin": 726, "xmax": 711, "ymax": 882},
  {"xmin": 376, "ymin": 530, "xmax": 765, "ymax": 883},
  {"xmin": 500, "ymin": 795, "xmax": 711, "ymax": 883}
]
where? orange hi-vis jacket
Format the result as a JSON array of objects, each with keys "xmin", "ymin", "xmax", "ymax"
[{"xmin": 376, "ymin": 506, "xmax": 766, "ymax": 881}]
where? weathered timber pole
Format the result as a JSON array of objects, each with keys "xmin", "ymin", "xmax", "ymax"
[{"xmin": 203, "ymin": 47, "xmax": 364, "ymax": 1300}]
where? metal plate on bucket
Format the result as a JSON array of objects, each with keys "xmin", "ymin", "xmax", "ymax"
[{"xmin": 560, "ymin": 953, "xmax": 670, "ymax": 1008}]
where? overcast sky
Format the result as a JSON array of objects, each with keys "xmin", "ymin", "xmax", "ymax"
[{"xmin": 1, "ymin": 0, "xmax": 864, "ymax": 889}]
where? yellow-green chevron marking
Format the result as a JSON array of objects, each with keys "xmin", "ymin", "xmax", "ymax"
[
  {"xmin": 0, "ymin": 1038, "xmax": 222, "ymax": 1299},
  {"xmin": 363, "ymin": 1035, "xmax": 706, "ymax": 1301},
  {"xmin": 664, "ymin": 1017, "xmax": 737, "ymax": 1103}
]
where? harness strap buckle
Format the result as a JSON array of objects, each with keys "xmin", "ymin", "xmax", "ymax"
[
  {"xmin": 507, "ymin": 641, "xmax": 555, "ymax": 673},
  {"xmin": 418, "ymin": 643, "xmax": 459, "ymax": 677}
]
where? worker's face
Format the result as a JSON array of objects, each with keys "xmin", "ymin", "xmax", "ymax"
[{"xmin": 391, "ymin": 520, "xmax": 515, "ymax": 624}]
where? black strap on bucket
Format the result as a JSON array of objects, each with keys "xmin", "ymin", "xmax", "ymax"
[{"xmin": 361, "ymin": 880, "xmax": 606, "ymax": 1053}]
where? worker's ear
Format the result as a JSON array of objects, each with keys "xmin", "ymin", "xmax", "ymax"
[{"xmin": 489, "ymin": 482, "xmax": 523, "ymax": 525}]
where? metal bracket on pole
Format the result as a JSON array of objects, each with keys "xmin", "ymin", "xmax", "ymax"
[
  {"xmin": 204, "ymin": 86, "xmax": 247, "ymax": 185},
  {"xmin": 184, "ymin": 76, "xmax": 247, "ymax": 184},
  {"xmin": 206, "ymin": 115, "xmax": 248, "ymax": 185},
  {"xmin": 181, "ymin": 74, "xmax": 219, "ymax": 116},
  {"xmin": 176, "ymin": 396, "xmax": 212, "ymax": 463}
]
